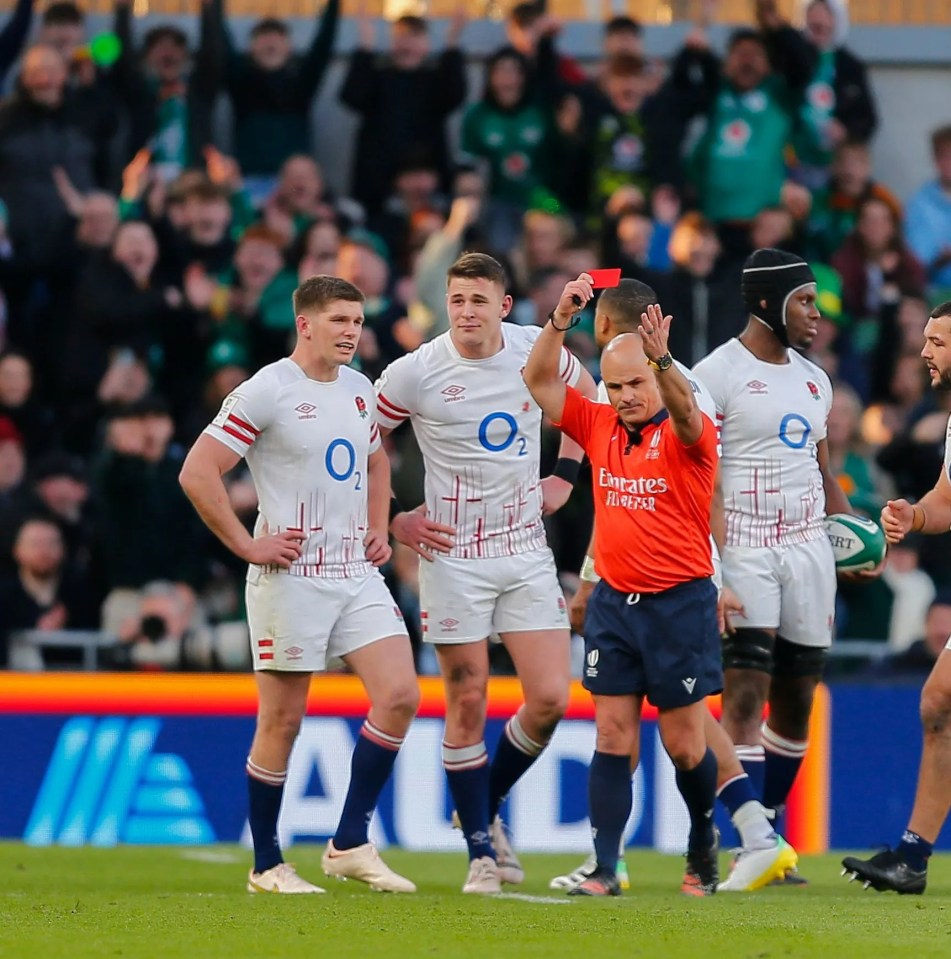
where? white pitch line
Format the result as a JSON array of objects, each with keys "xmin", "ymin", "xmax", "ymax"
[
  {"xmin": 180, "ymin": 850, "xmax": 242, "ymax": 864},
  {"xmin": 496, "ymin": 892, "xmax": 574, "ymax": 905}
]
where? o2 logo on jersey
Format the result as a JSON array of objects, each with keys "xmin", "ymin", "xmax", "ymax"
[
  {"xmin": 478, "ymin": 412, "xmax": 527, "ymax": 456},
  {"xmin": 325, "ymin": 438, "xmax": 362, "ymax": 489},
  {"xmin": 778, "ymin": 413, "xmax": 812, "ymax": 450}
]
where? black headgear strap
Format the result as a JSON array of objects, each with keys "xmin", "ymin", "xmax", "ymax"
[{"xmin": 741, "ymin": 249, "xmax": 815, "ymax": 348}]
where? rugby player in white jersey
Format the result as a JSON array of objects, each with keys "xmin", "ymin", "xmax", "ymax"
[
  {"xmin": 842, "ymin": 300, "xmax": 951, "ymax": 895},
  {"xmin": 694, "ymin": 248, "xmax": 878, "ymax": 889},
  {"xmin": 180, "ymin": 275, "xmax": 418, "ymax": 894},
  {"xmin": 549, "ymin": 278, "xmax": 794, "ymax": 895},
  {"xmin": 375, "ymin": 252, "xmax": 597, "ymax": 893}
]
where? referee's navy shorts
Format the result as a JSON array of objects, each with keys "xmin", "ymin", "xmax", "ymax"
[{"xmin": 582, "ymin": 577, "xmax": 723, "ymax": 709}]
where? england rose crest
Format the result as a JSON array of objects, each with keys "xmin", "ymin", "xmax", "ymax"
[
  {"xmin": 355, "ymin": 396, "xmax": 368, "ymax": 418},
  {"xmin": 806, "ymin": 381, "xmax": 820, "ymax": 401}
]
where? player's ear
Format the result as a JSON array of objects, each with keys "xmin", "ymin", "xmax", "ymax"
[
  {"xmin": 500, "ymin": 294, "xmax": 513, "ymax": 319},
  {"xmin": 295, "ymin": 313, "xmax": 310, "ymax": 338}
]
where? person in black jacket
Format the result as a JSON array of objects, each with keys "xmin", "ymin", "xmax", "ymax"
[
  {"xmin": 112, "ymin": 0, "xmax": 221, "ymax": 180},
  {"xmin": 0, "ymin": 44, "xmax": 115, "ymax": 275},
  {"xmin": 339, "ymin": 8, "xmax": 467, "ymax": 216},
  {"xmin": 214, "ymin": 0, "xmax": 340, "ymax": 204},
  {"xmin": 794, "ymin": 0, "xmax": 877, "ymax": 188}
]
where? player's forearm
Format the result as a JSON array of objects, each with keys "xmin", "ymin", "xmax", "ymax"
[
  {"xmin": 179, "ymin": 468, "xmax": 253, "ymax": 560},
  {"xmin": 822, "ymin": 471, "xmax": 852, "ymax": 517},
  {"xmin": 710, "ymin": 479, "xmax": 726, "ymax": 552},
  {"xmin": 556, "ymin": 432, "xmax": 585, "ymax": 464},
  {"xmin": 367, "ymin": 452, "xmax": 391, "ymax": 534},
  {"xmin": 912, "ymin": 490, "xmax": 951, "ymax": 535}
]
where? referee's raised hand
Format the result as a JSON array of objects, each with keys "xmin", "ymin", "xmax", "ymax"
[
  {"xmin": 637, "ymin": 303, "xmax": 672, "ymax": 362},
  {"xmin": 551, "ymin": 273, "xmax": 594, "ymax": 327}
]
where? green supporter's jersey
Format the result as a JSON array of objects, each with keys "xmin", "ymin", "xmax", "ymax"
[
  {"xmin": 793, "ymin": 50, "xmax": 837, "ymax": 167},
  {"xmin": 460, "ymin": 101, "xmax": 552, "ymax": 206},
  {"xmin": 688, "ymin": 77, "xmax": 795, "ymax": 222},
  {"xmin": 151, "ymin": 88, "xmax": 189, "ymax": 181},
  {"xmin": 590, "ymin": 109, "xmax": 652, "ymax": 215}
]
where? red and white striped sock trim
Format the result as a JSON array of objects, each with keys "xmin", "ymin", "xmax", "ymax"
[
  {"xmin": 761, "ymin": 723, "xmax": 808, "ymax": 760},
  {"xmin": 442, "ymin": 741, "xmax": 488, "ymax": 772},
  {"xmin": 361, "ymin": 719, "xmax": 404, "ymax": 752},
  {"xmin": 505, "ymin": 713, "xmax": 545, "ymax": 758},
  {"xmin": 734, "ymin": 743, "xmax": 766, "ymax": 764},
  {"xmin": 246, "ymin": 757, "xmax": 287, "ymax": 786}
]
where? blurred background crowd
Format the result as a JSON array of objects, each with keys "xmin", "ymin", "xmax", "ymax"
[{"xmin": 0, "ymin": 0, "xmax": 948, "ymax": 679}]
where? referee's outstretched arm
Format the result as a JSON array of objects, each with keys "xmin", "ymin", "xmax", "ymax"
[
  {"xmin": 523, "ymin": 274, "xmax": 596, "ymax": 423},
  {"xmin": 636, "ymin": 303, "xmax": 705, "ymax": 447}
]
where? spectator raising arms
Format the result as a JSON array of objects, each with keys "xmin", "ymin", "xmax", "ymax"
[
  {"xmin": 214, "ymin": 0, "xmax": 340, "ymax": 203},
  {"xmin": 340, "ymin": 4, "xmax": 467, "ymax": 216}
]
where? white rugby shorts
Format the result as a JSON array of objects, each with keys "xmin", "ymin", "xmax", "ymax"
[
  {"xmin": 419, "ymin": 548, "xmax": 569, "ymax": 644},
  {"xmin": 246, "ymin": 567, "xmax": 408, "ymax": 671},
  {"xmin": 722, "ymin": 536, "xmax": 836, "ymax": 649}
]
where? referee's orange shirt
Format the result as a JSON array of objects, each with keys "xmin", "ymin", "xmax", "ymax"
[{"xmin": 554, "ymin": 386, "xmax": 717, "ymax": 594}]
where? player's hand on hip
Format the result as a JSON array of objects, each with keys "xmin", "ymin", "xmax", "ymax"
[
  {"xmin": 881, "ymin": 499, "xmax": 914, "ymax": 544},
  {"xmin": 717, "ymin": 586, "xmax": 745, "ymax": 636},
  {"xmin": 541, "ymin": 475, "xmax": 572, "ymax": 515},
  {"xmin": 569, "ymin": 579, "xmax": 595, "ymax": 634},
  {"xmin": 363, "ymin": 528, "xmax": 392, "ymax": 567},
  {"xmin": 638, "ymin": 303, "xmax": 672, "ymax": 361},
  {"xmin": 390, "ymin": 506, "xmax": 456, "ymax": 562},
  {"xmin": 553, "ymin": 273, "xmax": 594, "ymax": 325},
  {"xmin": 244, "ymin": 531, "xmax": 305, "ymax": 568}
]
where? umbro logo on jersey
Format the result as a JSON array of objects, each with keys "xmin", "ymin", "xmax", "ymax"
[
  {"xmin": 682, "ymin": 677, "xmax": 697, "ymax": 693},
  {"xmin": 441, "ymin": 385, "xmax": 466, "ymax": 403},
  {"xmin": 440, "ymin": 617, "xmax": 459, "ymax": 631},
  {"xmin": 295, "ymin": 403, "xmax": 318, "ymax": 420},
  {"xmin": 746, "ymin": 380, "xmax": 768, "ymax": 394},
  {"xmin": 286, "ymin": 645, "xmax": 304, "ymax": 660}
]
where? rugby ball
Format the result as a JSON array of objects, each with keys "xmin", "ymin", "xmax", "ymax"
[{"xmin": 824, "ymin": 513, "xmax": 887, "ymax": 572}]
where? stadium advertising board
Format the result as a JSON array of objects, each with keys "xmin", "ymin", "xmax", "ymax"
[{"xmin": 1, "ymin": 674, "xmax": 937, "ymax": 852}]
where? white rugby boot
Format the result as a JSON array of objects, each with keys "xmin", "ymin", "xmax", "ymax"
[
  {"xmin": 322, "ymin": 840, "xmax": 416, "ymax": 893},
  {"xmin": 247, "ymin": 862, "xmax": 326, "ymax": 894}
]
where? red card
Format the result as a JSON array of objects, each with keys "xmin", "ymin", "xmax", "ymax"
[{"xmin": 589, "ymin": 268, "xmax": 622, "ymax": 289}]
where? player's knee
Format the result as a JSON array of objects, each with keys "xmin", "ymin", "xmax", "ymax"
[
  {"xmin": 772, "ymin": 637, "xmax": 827, "ymax": 681},
  {"xmin": 524, "ymin": 683, "xmax": 569, "ymax": 734},
  {"xmin": 594, "ymin": 714, "xmax": 636, "ymax": 755},
  {"xmin": 667, "ymin": 739, "xmax": 706, "ymax": 770},
  {"xmin": 256, "ymin": 707, "xmax": 304, "ymax": 747},
  {"xmin": 722, "ymin": 628, "xmax": 774, "ymax": 673},
  {"xmin": 920, "ymin": 681, "xmax": 951, "ymax": 736},
  {"xmin": 376, "ymin": 679, "xmax": 420, "ymax": 725}
]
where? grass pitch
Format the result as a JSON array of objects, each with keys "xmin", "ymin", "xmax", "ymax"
[{"xmin": 2, "ymin": 845, "xmax": 950, "ymax": 959}]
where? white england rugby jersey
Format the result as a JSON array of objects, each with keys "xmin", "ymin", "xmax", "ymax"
[
  {"xmin": 693, "ymin": 338, "xmax": 833, "ymax": 548},
  {"xmin": 205, "ymin": 358, "xmax": 381, "ymax": 578},
  {"xmin": 375, "ymin": 324, "xmax": 582, "ymax": 559}
]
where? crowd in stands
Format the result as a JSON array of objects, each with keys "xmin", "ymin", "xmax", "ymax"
[{"xmin": 0, "ymin": 0, "xmax": 949, "ymax": 676}]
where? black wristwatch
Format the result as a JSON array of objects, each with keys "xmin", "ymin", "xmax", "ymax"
[{"xmin": 647, "ymin": 352, "xmax": 674, "ymax": 372}]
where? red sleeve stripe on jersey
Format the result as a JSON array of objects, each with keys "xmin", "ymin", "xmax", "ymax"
[
  {"xmin": 560, "ymin": 350, "xmax": 578, "ymax": 383},
  {"xmin": 370, "ymin": 424, "xmax": 380, "ymax": 440},
  {"xmin": 228, "ymin": 413, "xmax": 260, "ymax": 436},
  {"xmin": 220, "ymin": 424, "xmax": 254, "ymax": 445},
  {"xmin": 378, "ymin": 393, "xmax": 410, "ymax": 419}
]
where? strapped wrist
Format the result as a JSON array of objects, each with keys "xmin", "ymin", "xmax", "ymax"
[
  {"xmin": 580, "ymin": 555, "xmax": 600, "ymax": 583},
  {"xmin": 552, "ymin": 457, "xmax": 581, "ymax": 484}
]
